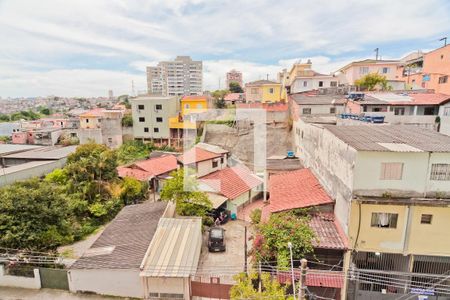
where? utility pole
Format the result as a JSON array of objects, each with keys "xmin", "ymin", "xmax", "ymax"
[
  {"xmin": 374, "ymin": 48, "xmax": 379, "ymax": 60},
  {"xmin": 266, "ymin": 74, "xmax": 269, "ymax": 80},
  {"xmin": 288, "ymin": 242, "xmax": 296, "ymax": 299},
  {"xmin": 440, "ymin": 37, "xmax": 447, "ymax": 47},
  {"xmin": 244, "ymin": 226, "xmax": 248, "ymax": 274},
  {"xmin": 298, "ymin": 259, "xmax": 308, "ymax": 300}
]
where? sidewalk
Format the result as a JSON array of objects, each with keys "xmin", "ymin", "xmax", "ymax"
[{"xmin": 0, "ymin": 287, "xmax": 126, "ymax": 300}]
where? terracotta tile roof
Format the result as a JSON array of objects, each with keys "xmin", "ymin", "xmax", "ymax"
[
  {"xmin": 79, "ymin": 108, "xmax": 105, "ymax": 118},
  {"xmin": 200, "ymin": 166, "xmax": 263, "ymax": 200},
  {"xmin": 268, "ymin": 169, "xmax": 333, "ymax": 213},
  {"xmin": 224, "ymin": 93, "xmax": 243, "ymax": 101},
  {"xmin": 117, "ymin": 166, "xmax": 151, "ymax": 181},
  {"xmin": 177, "ymin": 147, "xmax": 222, "ymax": 165},
  {"xmin": 397, "ymin": 93, "xmax": 450, "ymax": 105},
  {"xmin": 310, "ymin": 213, "xmax": 348, "ymax": 250},
  {"xmin": 134, "ymin": 155, "xmax": 178, "ymax": 176},
  {"xmin": 277, "ymin": 270, "xmax": 344, "ymax": 288},
  {"xmin": 117, "ymin": 155, "xmax": 178, "ymax": 181}
]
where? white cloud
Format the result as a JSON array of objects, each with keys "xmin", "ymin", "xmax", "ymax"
[{"xmin": 1, "ymin": 0, "xmax": 450, "ymax": 96}]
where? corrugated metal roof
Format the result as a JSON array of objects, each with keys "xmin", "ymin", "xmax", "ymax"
[
  {"xmin": 290, "ymin": 94, "xmax": 346, "ymax": 105},
  {"xmin": 3, "ymin": 145, "xmax": 77, "ymax": 159},
  {"xmin": 324, "ymin": 125, "xmax": 450, "ymax": 152},
  {"xmin": 0, "ymin": 144, "xmax": 43, "ymax": 156},
  {"xmin": 140, "ymin": 218, "xmax": 202, "ymax": 278},
  {"xmin": 71, "ymin": 202, "xmax": 167, "ymax": 270}
]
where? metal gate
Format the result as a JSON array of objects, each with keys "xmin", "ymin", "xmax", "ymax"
[
  {"xmin": 190, "ymin": 276, "xmax": 233, "ymax": 299},
  {"xmin": 39, "ymin": 268, "xmax": 69, "ymax": 290}
]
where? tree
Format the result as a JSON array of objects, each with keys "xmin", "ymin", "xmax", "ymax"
[
  {"xmin": 229, "ymin": 82, "xmax": 243, "ymax": 93},
  {"xmin": 212, "ymin": 90, "xmax": 228, "ymax": 109},
  {"xmin": 160, "ymin": 169, "xmax": 212, "ymax": 219},
  {"xmin": 116, "ymin": 140, "xmax": 152, "ymax": 165},
  {"xmin": 120, "ymin": 177, "xmax": 147, "ymax": 205},
  {"xmin": 39, "ymin": 107, "xmax": 52, "ymax": 115},
  {"xmin": 230, "ymin": 272, "xmax": 293, "ymax": 300},
  {"xmin": 0, "ymin": 178, "xmax": 73, "ymax": 251},
  {"xmin": 252, "ymin": 211, "xmax": 315, "ymax": 266},
  {"xmin": 121, "ymin": 114, "xmax": 133, "ymax": 127},
  {"xmin": 355, "ymin": 73, "xmax": 389, "ymax": 91}
]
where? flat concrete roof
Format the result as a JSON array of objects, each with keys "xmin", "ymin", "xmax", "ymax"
[
  {"xmin": 0, "ymin": 144, "xmax": 43, "ymax": 156},
  {"xmin": 0, "ymin": 160, "xmax": 56, "ymax": 175},
  {"xmin": 140, "ymin": 218, "xmax": 202, "ymax": 278},
  {"xmin": 3, "ymin": 145, "xmax": 77, "ymax": 160}
]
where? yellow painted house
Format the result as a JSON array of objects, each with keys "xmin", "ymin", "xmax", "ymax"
[
  {"xmin": 169, "ymin": 95, "xmax": 210, "ymax": 147},
  {"xmin": 244, "ymin": 80, "xmax": 283, "ymax": 103}
]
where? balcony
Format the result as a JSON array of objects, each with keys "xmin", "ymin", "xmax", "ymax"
[{"xmin": 169, "ymin": 116, "xmax": 197, "ymax": 129}]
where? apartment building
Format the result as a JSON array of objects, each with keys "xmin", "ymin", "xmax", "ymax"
[
  {"xmin": 337, "ymin": 59, "xmax": 401, "ymax": 86},
  {"xmin": 280, "ymin": 60, "xmax": 339, "ymax": 93},
  {"xmin": 226, "ymin": 69, "xmax": 243, "ymax": 88},
  {"xmin": 244, "ymin": 80, "xmax": 283, "ymax": 103},
  {"xmin": 293, "ymin": 123, "xmax": 450, "ymax": 299},
  {"xmin": 146, "ymin": 56, "xmax": 202, "ymax": 96},
  {"xmin": 398, "ymin": 45, "xmax": 450, "ymax": 94},
  {"xmin": 130, "ymin": 96, "xmax": 178, "ymax": 145}
]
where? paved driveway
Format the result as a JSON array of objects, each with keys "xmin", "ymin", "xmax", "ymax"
[
  {"xmin": 196, "ymin": 220, "xmax": 250, "ymax": 284},
  {"xmin": 0, "ymin": 287, "xmax": 124, "ymax": 300}
]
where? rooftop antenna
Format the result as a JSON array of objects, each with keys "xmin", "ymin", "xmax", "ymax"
[
  {"xmin": 266, "ymin": 74, "xmax": 269, "ymax": 80},
  {"xmin": 439, "ymin": 37, "xmax": 447, "ymax": 47},
  {"xmin": 131, "ymin": 80, "xmax": 136, "ymax": 97},
  {"xmin": 374, "ymin": 48, "xmax": 379, "ymax": 60}
]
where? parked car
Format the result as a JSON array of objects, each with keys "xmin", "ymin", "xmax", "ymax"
[{"xmin": 208, "ymin": 227, "xmax": 226, "ymax": 252}]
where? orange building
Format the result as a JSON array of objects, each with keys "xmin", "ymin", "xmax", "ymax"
[{"xmin": 398, "ymin": 45, "xmax": 450, "ymax": 94}]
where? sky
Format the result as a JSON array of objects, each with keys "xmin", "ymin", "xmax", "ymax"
[{"xmin": 1, "ymin": 0, "xmax": 450, "ymax": 98}]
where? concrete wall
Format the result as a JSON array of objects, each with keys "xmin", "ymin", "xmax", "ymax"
[
  {"xmin": 227, "ymin": 191, "xmax": 250, "ymax": 215},
  {"xmin": 101, "ymin": 118, "xmax": 123, "ymax": 149},
  {"xmin": 353, "ymin": 152, "xmax": 450, "ymax": 198},
  {"xmin": 131, "ymin": 96, "xmax": 178, "ymax": 140},
  {"xmin": 78, "ymin": 128, "xmax": 103, "ymax": 144},
  {"xmin": 0, "ymin": 160, "xmax": 67, "ymax": 187},
  {"xmin": 144, "ymin": 277, "xmax": 188, "ymax": 299},
  {"xmin": 293, "ymin": 119, "xmax": 356, "ymax": 233},
  {"xmin": 291, "ymin": 77, "xmax": 338, "ymax": 93},
  {"xmin": 0, "ymin": 265, "xmax": 41, "ymax": 289},
  {"xmin": 68, "ymin": 268, "xmax": 143, "ymax": 298},
  {"xmin": 297, "ymin": 104, "xmax": 345, "ymax": 116},
  {"xmin": 196, "ymin": 155, "xmax": 227, "ymax": 177},
  {"xmin": 348, "ymin": 202, "xmax": 450, "ymax": 256}
]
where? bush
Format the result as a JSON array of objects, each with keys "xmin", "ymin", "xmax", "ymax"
[{"xmin": 250, "ymin": 208, "xmax": 262, "ymax": 224}]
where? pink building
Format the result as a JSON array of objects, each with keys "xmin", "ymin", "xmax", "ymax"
[{"xmin": 337, "ymin": 59, "xmax": 401, "ymax": 85}]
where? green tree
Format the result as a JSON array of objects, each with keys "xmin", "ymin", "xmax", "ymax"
[
  {"xmin": 0, "ymin": 178, "xmax": 73, "ymax": 250},
  {"xmin": 229, "ymin": 82, "xmax": 243, "ymax": 93},
  {"xmin": 355, "ymin": 73, "xmax": 389, "ymax": 91},
  {"xmin": 212, "ymin": 90, "xmax": 228, "ymax": 109},
  {"xmin": 116, "ymin": 140, "xmax": 152, "ymax": 165},
  {"xmin": 120, "ymin": 177, "xmax": 147, "ymax": 205},
  {"xmin": 0, "ymin": 114, "xmax": 10, "ymax": 122},
  {"xmin": 121, "ymin": 114, "xmax": 133, "ymax": 127},
  {"xmin": 230, "ymin": 272, "xmax": 293, "ymax": 300},
  {"xmin": 252, "ymin": 211, "xmax": 315, "ymax": 266},
  {"xmin": 160, "ymin": 169, "xmax": 212, "ymax": 218},
  {"xmin": 39, "ymin": 107, "xmax": 52, "ymax": 115}
]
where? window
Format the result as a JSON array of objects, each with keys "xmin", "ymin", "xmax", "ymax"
[
  {"xmin": 269, "ymin": 88, "xmax": 274, "ymax": 94},
  {"xmin": 144, "ymin": 127, "xmax": 149, "ymax": 132},
  {"xmin": 302, "ymin": 108, "xmax": 311, "ymax": 115},
  {"xmin": 107, "ymin": 137, "xmax": 112, "ymax": 143},
  {"xmin": 138, "ymin": 104, "xmax": 144, "ymax": 110},
  {"xmin": 220, "ymin": 157, "xmax": 224, "ymax": 164},
  {"xmin": 212, "ymin": 160, "xmax": 218, "ymax": 168},
  {"xmin": 184, "ymin": 103, "xmax": 190, "ymax": 109},
  {"xmin": 381, "ymin": 67, "xmax": 390, "ymax": 74},
  {"xmin": 394, "ymin": 107, "xmax": 405, "ymax": 115},
  {"xmin": 330, "ymin": 107, "xmax": 336, "ymax": 114},
  {"xmin": 360, "ymin": 67, "xmax": 369, "ymax": 74},
  {"xmin": 155, "ymin": 104, "xmax": 162, "ymax": 110},
  {"xmin": 196, "ymin": 104, "xmax": 203, "ymax": 109},
  {"xmin": 423, "ymin": 107, "xmax": 435, "ymax": 115},
  {"xmin": 156, "ymin": 117, "xmax": 163, "ymax": 122},
  {"xmin": 380, "ymin": 162, "xmax": 403, "ymax": 180},
  {"xmin": 371, "ymin": 213, "xmax": 398, "ymax": 228},
  {"xmin": 85, "ymin": 119, "xmax": 89, "ymax": 123},
  {"xmin": 420, "ymin": 214, "xmax": 433, "ymax": 224},
  {"xmin": 330, "ymin": 81, "xmax": 337, "ymax": 87},
  {"xmin": 430, "ymin": 164, "xmax": 450, "ymax": 181},
  {"xmin": 303, "ymin": 81, "xmax": 308, "ymax": 87},
  {"xmin": 444, "ymin": 107, "xmax": 450, "ymax": 116},
  {"xmin": 439, "ymin": 76, "xmax": 448, "ymax": 84},
  {"xmin": 153, "ymin": 127, "xmax": 159, "ymax": 133},
  {"xmin": 441, "ymin": 54, "xmax": 444, "ymax": 60},
  {"xmin": 251, "ymin": 88, "xmax": 259, "ymax": 94},
  {"xmin": 139, "ymin": 117, "xmax": 145, "ymax": 122},
  {"xmin": 318, "ymin": 81, "xmax": 324, "ymax": 87}
]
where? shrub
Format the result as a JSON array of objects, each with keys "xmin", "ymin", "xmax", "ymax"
[{"xmin": 250, "ymin": 208, "xmax": 262, "ymax": 224}]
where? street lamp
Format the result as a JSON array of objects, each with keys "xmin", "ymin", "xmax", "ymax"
[{"xmin": 288, "ymin": 242, "xmax": 296, "ymax": 298}]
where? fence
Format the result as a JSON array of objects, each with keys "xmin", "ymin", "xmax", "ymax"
[
  {"xmin": 39, "ymin": 267, "xmax": 69, "ymax": 290},
  {"xmin": 190, "ymin": 276, "xmax": 233, "ymax": 299},
  {"xmin": 0, "ymin": 264, "xmax": 41, "ymax": 289}
]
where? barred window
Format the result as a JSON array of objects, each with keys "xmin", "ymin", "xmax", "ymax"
[
  {"xmin": 159, "ymin": 293, "xmax": 183, "ymax": 299},
  {"xmin": 420, "ymin": 214, "xmax": 433, "ymax": 224},
  {"xmin": 302, "ymin": 108, "xmax": 311, "ymax": 115},
  {"xmin": 430, "ymin": 164, "xmax": 450, "ymax": 181}
]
